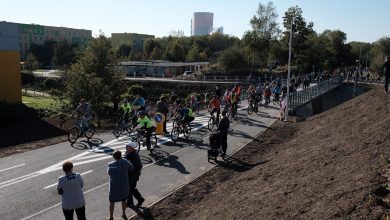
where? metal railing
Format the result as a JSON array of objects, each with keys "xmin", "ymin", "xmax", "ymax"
[{"xmin": 288, "ymin": 76, "xmax": 343, "ymax": 111}]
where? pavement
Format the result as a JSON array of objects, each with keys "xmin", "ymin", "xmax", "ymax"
[{"xmin": 0, "ymin": 101, "xmax": 280, "ymax": 220}]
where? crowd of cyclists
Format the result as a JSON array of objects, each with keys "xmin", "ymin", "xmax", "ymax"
[{"xmin": 69, "ymin": 72, "xmax": 323, "ymax": 150}]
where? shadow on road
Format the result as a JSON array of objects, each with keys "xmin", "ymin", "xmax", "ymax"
[{"xmin": 155, "ymin": 154, "xmax": 190, "ymax": 174}]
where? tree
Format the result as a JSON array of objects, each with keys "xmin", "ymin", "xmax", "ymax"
[
  {"xmin": 250, "ymin": 1, "xmax": 280, "ymax": 40},
  {"xmin": 282, "ymin": 6, "xmax": 315, "ymax": 71},
  {"xmin": 29, "ymin": 40, "xmax": 56, "ymax": 67},
  {"xmin": 143, "ymin": 39, "xmax": 160, "ymax": 58},
  {"xmin": 53, "ymin": 40, "xmax": 76, "ymax": 67},
  {"xmin": 243, "ymin": 1, "xmax": 280, "ymax": 69},
  {"xmin": 65, "ymin": 35, "xmax": 126, "ymax": 126},
  {"xmin": 371, "ymin": 37, "xmax": 390, "ymax": 76},
  {"xmin": 165, "ymin": 43, "xmax": 185, "ymax": 62},
  {"xmin": 186, "ymin": 44, "xmax": 200, "ymax": 62},
  {"xmin": 25, "ymin": 53, "xmax": 40, "ymax": 70},
  {"xmin": 116, "ymin": 43, "xmax": 132, "ymax": 60},
  {"xmin": 218, "ymin": 46, "xmax": 248, "ymax": 73}
]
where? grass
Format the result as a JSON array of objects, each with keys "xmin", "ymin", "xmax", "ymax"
[{"xmin": 22, "ymin": 96, "xmax": 59, "ymax": 109}]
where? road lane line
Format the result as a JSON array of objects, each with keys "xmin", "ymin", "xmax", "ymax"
[
  {"xmin": 0, "ymin": 163, "xmax": 25, "ymax": 173},
  {"xmin": 20, "ymin": 105, "xmax": 250, "ymax": 218},
  {"xmin": 43, "ymin": 170, "xmax": 94, "ymax": 189}
]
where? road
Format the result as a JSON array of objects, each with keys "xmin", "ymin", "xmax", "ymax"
[{"xmin": 0, "ymin": 101, "xmax": 280, "ymax": 220}]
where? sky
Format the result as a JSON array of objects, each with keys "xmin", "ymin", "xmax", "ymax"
[{"xmin": 1, "ymin": 0, "xmax": 389, "ymax": 43}]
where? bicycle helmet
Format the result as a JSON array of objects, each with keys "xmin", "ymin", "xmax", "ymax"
[{"xmin": 139, "ymin": 110, "xmax": 146, "ymax": 116}]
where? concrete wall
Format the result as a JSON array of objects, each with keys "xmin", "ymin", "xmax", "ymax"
[
  {"xmin": 295, "ymin": 84, "xmax": 370, "ymax": 117},
  {"xmin": 0, "ymin": 22, "xmax": 21, "ymax": 103}
]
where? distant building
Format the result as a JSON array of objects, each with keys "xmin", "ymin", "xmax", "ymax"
[
  {"xmin": 211, "ymin": 27, "xmax": 224, "ymax": 35},
  {"xmin": 111, "ymin": 33, "xmax": 155, "ymax": 52},
  {"xmin": 0, "ymin": 21, "xmax": 92, "ymax": 59},
  {"xmin": 0, "ymin": 22, "xmax": 21, "ymax": 103},
  {"xmin": 192, "ymin": 12, "xmax": 214, "ymax": 36}
]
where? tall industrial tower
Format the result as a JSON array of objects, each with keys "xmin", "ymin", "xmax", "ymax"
[{"xmin": 192, "ymin": 12, "xmax": 213, "ymax": 36}]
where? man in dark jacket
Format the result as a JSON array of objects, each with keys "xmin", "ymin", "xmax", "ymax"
[
  {"xmin": 217, "ymin": 111, "xmax": 230, "ymax": 159},
  {"xmin": 157, "ymin": 96, "xmax": 169, "ymax": 134},
  {"xmin": 384, "ymin": 56, "xmax": 390, "ymax": 92},
  {"xmin": 125, "ymin": 142, "xmax": 145, "ymax": 208}
]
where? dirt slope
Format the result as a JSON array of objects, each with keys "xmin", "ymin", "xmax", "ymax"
[{"xmin": 133, "ymin": 86, "xmax": 390, "ymax": 220}]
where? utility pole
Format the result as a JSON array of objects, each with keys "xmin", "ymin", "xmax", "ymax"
[{"xmin": 284, "ymin": 17, "xmax": 293, "ymax": 122}]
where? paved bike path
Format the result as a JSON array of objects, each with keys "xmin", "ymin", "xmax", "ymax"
[{"xmin": 0, "ymin": 102, "xmax": 280, "ymax": 220}]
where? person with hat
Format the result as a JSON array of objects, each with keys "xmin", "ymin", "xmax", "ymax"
[
  {"xmin": 125, "ymin": 142, "xmax": 145, "ymax": 209},
  {"xmin": 133, "ymin": 111, "xmax": 154, "ymax": 150}
]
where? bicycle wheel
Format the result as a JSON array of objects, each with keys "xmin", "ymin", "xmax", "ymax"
[
  {"xmin": 149, "ymin": 134, "xmax": 157, "ymax": 151},
  {"xmin": 171, "ymin": 127, "xmax": 179, "ymax": 143},
  {"xmin": 136, "ymin": 139, "xmax": 142, "ymax": 153},
  {"xmin": 247, "ymin": 104, "xmax": 253, "ymax": 115},
  {"xmin": 208, "ymin": 117, "xmax": 215, "ymax": 131},
  {"xmin": 68, "ymin": 127, "xmax": 80, "ymax": 144},
  {"xmin": 183, "ymin": 124, "xmax": 191, "ymax": 139},
  {"xmin": 113, "ymin": 122, "xmax": 123, "ymax": 138},
  {"xmin": 85, "ymin": 124, "xmax": 95, "ymax": 139}
]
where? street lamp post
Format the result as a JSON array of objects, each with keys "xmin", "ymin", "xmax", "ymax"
[{"xmin": 284, "ymin": 17, "xmax": 293, "ymax": 122}]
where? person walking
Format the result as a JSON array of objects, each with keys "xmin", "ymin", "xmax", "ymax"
[
  {"xmin": 217, "ymin": 111, "xmax": 230, "ymax": 159},
  {"xmin": 125, "ymin": 142, "xmax": 145, "ymax": 209},
  {"xmin": 57, "ymin": 161, "xmax": 86, "ymax": 220},
  {"xmin": 384, "ymin": 56, "xmax": 390, "ymax": 92},
  {"xmin": 108, "ymin": 150, "xmax": 133, "ymax": 220},
  {"xmin": 157, "ymin": 96, "xmax": 169, "ymax": 134}
]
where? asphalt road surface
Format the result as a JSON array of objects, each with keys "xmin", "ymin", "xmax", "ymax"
[{"xmin": 0, "ymin": 101, "xmax": 280, "ymax": 220}]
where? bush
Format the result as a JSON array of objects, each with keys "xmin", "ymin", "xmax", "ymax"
[
  {"xmin": 21, "ymin": 71, "xmax": 36, "ymax": 85},
  {"xmin": 128, "ymin": 84, "xmax": 146, "ymax": 97},
  {"xmin": 43, "ymin": 78, "xmax": 58, "ymax": 89}
]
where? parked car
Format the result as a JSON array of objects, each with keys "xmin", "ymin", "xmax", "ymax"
[{"xmin": 183, "ymin": 71, "xmax": 193, "ymax": 76}]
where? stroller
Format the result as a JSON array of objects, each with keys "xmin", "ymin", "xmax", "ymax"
[{"xmin": 207, "ymin": 132, "xmax": 222, "ymax": 162}]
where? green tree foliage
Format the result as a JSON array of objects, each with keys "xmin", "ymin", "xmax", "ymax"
[
  {"xmin": 165, "ymin": 43, "xmax": 185, "ymax": 62},
  {"xmin": 186, "ymin": 44, "xmax": 200, "ymax": 62},
  {"xmin": 25, "ymin": 53, "xmax": 40, "ymax": 70},
  {"xmin": 371, "ymin": 37, "xmax": 390, "ymax": 76},
  {"xmin": 53, "ymin": 40, "xmax": 76, "ymax": 67},
  {"xmin": 29, "ymin": 40, "xmax": 56, "ymax": 67},
  {"xmin": 116, "ymin": 44, "xmax": 132, "ymax": 60},
  {"xmin": 250, "ymin": 1, "xmax": 280, "ymax": 40},
  {"xmin": 65, "ymin": 35, "xmax": 126, "ymax": 125},
  {"xmin": 218, "ymin": 46, "xmax": 248, "ymax": 73},
  {"xmin": 282, "ymin": 6, "xmax": 314, "ymax": 70}
]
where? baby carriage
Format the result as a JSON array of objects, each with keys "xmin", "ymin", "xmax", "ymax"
[{"xmin": 208, "ymin": 132, "xmax": 222, "ymax": 162}]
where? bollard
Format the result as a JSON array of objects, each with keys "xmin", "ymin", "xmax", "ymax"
[{"xmin": 154, "ymin": 112, "xmax": 165, "ymax": 135}]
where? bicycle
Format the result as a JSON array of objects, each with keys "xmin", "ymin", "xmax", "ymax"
[
  {"xmin": 130, "ymin": 128, "xmax": 157, "ymax": 153},
  {"xmin": 208, "ymin": 109, "xmax": 220, "ymax": 131},
  {"xmin": 113, "ymin": 113, "xmax": 137, "ymax": 138},
  {"xmin": 68, "ymin": 116, "xmax": 96, "ymax": 144},
  {"xmin": 171, "ymin": 116, "xmax": 192, "ymax": 143},
  {"xmin": 228, "ymin": 103, "xmax": 238, "ymax": 121},
  {"xmin": 247, "ymin": 98, "xmax": 258, "ymax": 115}
]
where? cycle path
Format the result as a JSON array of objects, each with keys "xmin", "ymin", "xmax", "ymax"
[{"xmin": 0, "ymin": 101, "xmax": 280, "ymax": 220}]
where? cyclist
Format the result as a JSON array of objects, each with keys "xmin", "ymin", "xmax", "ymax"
[
  {"xmin": 133, "ymin": 111, "xmax": 154, "ymax": 150},
  {"xmin": 230, "ymin": 90, "xmax": 238, "ymax": 116},
  {"xmin": 132, "ymin": 94, "xmax": 145, "ymax": 111},
  {"xmin": 272, "ymin": 84, "xmax": 281, "ymax": 102},
  {"xmin": 71, "ymin": 99, "xmax": 94, "ymax": 133},
  {"xmin": 175, "ymin": 104, "xmax": 192, "ymax": 131},
  {"xmin": 264, "ymin": 85, "xmax": 272, "ymax": 105},
  {"xmin": 255, "ymin": 83, "xmax": 263, "ymax": 101},
  {"xmin": 208, "ymin": 94, "xmax": 221, "ymax": 124},
  {"xmin": 120, "ymin": 98, "xmax": 132, "ymax": 124},
  {"xmin": 247, "ymin": 84, "xmax": 255, "ymax": 94},
  {"xmin": 223, "ymin": 89, "xmax": 230, "ymax": 106}
]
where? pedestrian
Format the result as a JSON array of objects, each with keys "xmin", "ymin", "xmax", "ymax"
[
  {"xmin": 125, "ymin": 142, "xmax": 145, "ymax": 209},
  {"xmin": 157, "ymin": 96, "xmax": 169, "ymax": 134},
  {"xmin": 57, "ymin": 161, "xmax": 86, "ymax": 220},
  {"xmin": 217, "ymin": 111, "xmax": 230, "ymax": 159},
  {"xmin": 108, "ymin": 150, "xmax": 133, "ymax": 220},
  {"xmin": 279, "ymin": 97, "xmax": 287, "ymax": 120},
  {"xmin": 384, "ymin": 56, "xmax": 390, "ymax": 92}
]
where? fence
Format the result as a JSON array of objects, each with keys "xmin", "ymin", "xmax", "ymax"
[{"xmin": 288, "ymin": 76, "xmax": 343, "ymax": 111}]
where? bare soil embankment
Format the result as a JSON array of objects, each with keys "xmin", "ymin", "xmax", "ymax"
[{"xmin": 134, "ymin": 86, "xmax": 390, "ymax": 219}]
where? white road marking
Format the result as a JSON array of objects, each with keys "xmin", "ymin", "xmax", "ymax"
[
  {"xmin": 0, "ymin": 163, "xmax": 25, "ymax": 173},
  {"xmin": 43, "ymin": 170, "xmax": 94, "ymax": 189}
]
